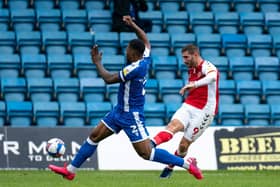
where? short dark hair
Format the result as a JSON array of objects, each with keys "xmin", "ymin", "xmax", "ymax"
[
  {"xmin": 181, "ymin": 44, "xmax": 200, "ymax": 55},
  {"xmin": 128, "ymin": 39, "xmax": 145, "ymax": 57}
]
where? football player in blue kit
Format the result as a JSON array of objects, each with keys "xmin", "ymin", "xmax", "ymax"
[{"xmin": 48, "ymin": 16, "xmax": 202, "ymax": 180}]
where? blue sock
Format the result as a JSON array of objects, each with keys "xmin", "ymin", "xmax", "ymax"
[
  {"xmin": 151, "ymin": 148, "xmax": 185, "ymax": 168},
  {"xmin": 71, "ymin": 137, "xmax": 98, "ymax": 168}
]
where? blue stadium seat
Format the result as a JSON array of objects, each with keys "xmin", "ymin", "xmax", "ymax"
[
  {"xmin": 0, "ymin": 54, "xmax": 21, "ymax": 78},
  {"xmin": 62, "ymin": 9, "xmax": 87, "ymax": 32},
  {"xmin": 247, "ymin": 34, "xmax": 273, "ymax": 58},
  {"xmin": 42, "ymin": 31, "xmax": 68, "ymax": 54},
  {"xmin": 34, "ymin": 0, "xmax": 56, "ymax": 10},
  {"xmin": 88, "ymin": 10, "xmax": 112, "ymax": 32},
  {"xmin": 119, "ymin": 32, "xmax": 137, "ymax": 54},
  {"xmin": 59, "ymin": 0, "xmax": 80, "ymax": 9},
  {"xmin": 73, "ymin": 53, "xmax": 97, "ymax": 78},
  {"xmin": 102, "ymin": 55, "xmax": 125, "ymax": 72},
  {"xmin": 68, "ymin": 31, "xmax": 94, "ymax": 54},
  {"xmin": 16, "ymin": 31, "xmax": 41, "ymax": 54},
  {"xmin": 171, "ymin": 33, "xmax": 195, "ymax": 56},
  {"xmin": 265, "ymin": 13, "xmax": 280, "ymax": 35},
  {"xmin": 258, "ymin": 0, "xmax": 279, "ymax": 13},
  {"xmin": 147, "ymin": 33, "xmax": 170, "ymax": 55},
  {"xmin": 0, "ymin": 9, "xmax": 10, "ymax": 31},
  {"xmin": 262, "ymin": 81, "xmax": 280, "ymax": 105},
  {"xmin": 21, "ymin": 54, "xmax": 46, "ymax": 78},
  {"xmin": 8, "ymin": 0, "xmax": 29, "ymax": 9},
  {"xmin": 219, "ymin": 80, "xmax": 236, "ymax": 104},
  {"xmin": 85, "ymin": 0, "xmax": 106, "ymax": 10},
  {"xmin": 151, "ymin": 55, "xmax": 178, "ymax": 79},
  {"xmin": 0, "ymin": 31, "xmax": 16, "ymax": 54},
  {"xmin": 177, "ymin": 53, "xmax": 188, "ymax": 80},
  {"xmin": 144, "ymin": 103, "xmax": 166, "ymax": 126},
  {"xmin": 215, "ymin": 12, "xmax": 239, "ymax": 34},
  {"xmin": 59, "ymin": 102, "xmax": 86, "ymax": 126},
  {"xmin": 221, "ymin": 34, "xmax": 247, "ymax": 57},
  {"xmin": 158, "ymin": 79, "xmax": 184, "ymax": 104},
  {"xmin": 36, "ymin": 9, "xmax": 62, "ymax": 31},
  {"xmin": 27, "ymin": 78, "xmax": 53, "ymax": 102},
  {"xmin": 10, "ymin": 9, "xmax": 35, "ymax": 31},
  {"xmin": 272, "ymin": 34, "xmax": 280, "ymax": 57},
  {"xmin": 159, "ymin": 0, "xmax": 182, "ymax": 11},
  {"xmin": 184, "ymin": 0, "xmax": 207, "ymax": 12},
  {"xmin": 229, "ymin": 57, "xmax": 254, "ymax": 80},
  {"xmin": 33, "ymin": 102, "xmax": 59, "ymax": 127},
  {"xmin": 232, "ymin": 0, "xmax": 256, "ymax": 13},
  {"xmin": 80, "ymin": 78, "xmax": 106, "ymax": 102},
  {"xmin": 271, "ymin": 104, "xmax": 280, "ymax": 126},
  {"xmin": 218, "ymin": 104, "xmax": 244, "ymax": 126},
  {"xmin": 139, "ymin": 11, "xmax": 163, "ymax": 33},
  {"xmin": 0, "ymin": 101, "xmax": 6, "ymax": 126},
  {"xmin": 254, "ymin": 57, "xmax": 279, "ymax": 80},
  {"xmin": 208, "ymin": 0, "xmax": 232, "ymax": 12},
  {"xmin": 1, "ymin": 78, "xmax": 26, "ymax": 101},
  {"xmin": 189, "ymin": 12, "xmax": 214, "ymax": 34},
  {"xmin": 53, "ymin": 78, "xmax": 80, "ymax": 102},
  {"xmin": 86, "ymin": 102, "xmax": 112, "ymax": 126},
  {"xmin": 205, "ymin": 56, "xmax": 228, "ymax": 80},
  {"xmin": 7, "ymin": 101, "xmax": 33, "ymax": 126},
  {"xmin": 106, "ymin": 84, "xmax": 119, "ymax": 106},
  {"xmin": 163, "ymin": 11, "xmax": 188, "ymax": 34},
  {"xmin": 244, "ymin": 104, "xmax": 271, "ymax": 126},
  {"xmin": 236, "ymin": 80, "xmax": 262, "ymax": 104},
  {"xmin": 196, "ymin": 33, "xmax": 221, "ymax": 57},
  {"xmin": 47, "ymin": 54, "xmax": 73, "ymax": 78},
  {"xmin": 145, "ymin": 79, "xmax": 159, "ymax": 103},
  {"xmin": 240, "ymin": 12, "xmax": 264, "ymax": 34},
  {"xmin": 165, "ymin": 102, "xmax": 181, "ymax": 123},
  {"xmin": 94, "ymin": 32, "xmax": 119, "ymax": 55}
]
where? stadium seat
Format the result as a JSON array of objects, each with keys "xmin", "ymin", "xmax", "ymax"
[
  {"xmin": 247, "ymin": 34, "xmax": 273, "ymax": 57},
  {"xmin": 16, "ymin": 31, "xmax": 41, "ymax": 54},
  {"xmin": 147, "ymin": 33, "xmax": 171, "ymax": 55},
  {"xmin": 151, "ymin": 55, "xmax": 178, "ymax": 79},
  {"xmin": 0, "ymin": 101, "xmax": 6, "ymax": 126},
  {"xmin": 221, "ymin": 34, "xmax": 247, "ymax": 57},
  {"xmin": 119, "ymin": 32, "xmax": 137, "ymax": 54},
  {"xmin": 265, "ymin": 13, "xmax": 280, "ymax": 35},
  {"xmin": 59, "ymin": 102, "xmax": 86, "ymax": 126},
  {"xmin": 102, "ymin": 55, "xmax": 125, "ymax": 72},
  {"xmin": 0, "ymin": 9, "xmax": 10, "ymax": 31},
  {"xmin": 196, "ymin": 34, "xmax": 221, "ymax": 57},
  {"xmin": 272, "ymin": 34, "xmax": 280, "ymax": 57},
  {"xmin": 36, "ymin": 9, "xmax": 62, "ymax": 31},
  {"xmin": 208, "ymin": 0, "xmax": 232, "ymax": 12},
  {"xmin": 205, "ymin": 56, "xmax": 228, "ymax": 80},
  {"xmin": 228, "ymin": 56, "xmax": 254, "ymax": 80},
  {"xmin": 232, "ymin": 0, "xmax": 256, "ymax": 13},
  {"xmin": 68, "ymin": 31, "xmax": 94, "ymax": 54},
  {"xmin": 145, "ymin": 79, "xmax": 159, "ymax": 103},
  {"xmin": 214, "ymin": 12, "xmax": 239, "ymax": 34},
  {"xmin": 244, "ymin": 104, "xmax": 271, "ymax": 126},
  {"xmin": 33, "ymin": 102, "xmax": 59, "ymax": 127},
  {"xmin": 10, "ymin": 9, "xmax": 35, "ymax": 32},
  {"xmin": 62, "ymin": 9, "xmax": 87, "ymax": 32},
  {"xmin": 80, "ymin": 78, "xmax": 106, "ymax": 102},
  {"xmin": 21, "ymin": 54, "xmax": 47, "ymax": 78},
  {"xmin": 0, "ymin": 54, "xmax": 21, "ymax": 78},
  {"xmin": 144, "ymin": 103, "xmax": 166, "ymax": 126},
  {"xmin": 171, "ymin": 33, "xmax": 195, "ymax": 56},
  {"xmin": 271, "ymin": 104, "xmax": 280, "ymax": 126},
  {"xmin": 86, "ymin": 102, "xmax": 112, "ymax": 126},
  {"xmin": 34, "ymin": 0, "xmax": 56, "ymax": 10},
  {"xmin": 88, "ymin": 10, "xmax": 112, "ymax": 32},
  {"xmin": 177, "ymin": 53, "xmax": 188, "ymax": 80},
  {"xmin": 158, "ymin": 79, "xmax": 184, "ymax": 104},
  {"xmin": 47, "ymin": 54, "xmax": 73, "ymax": 78},
  {"xmin": 139, "ymin": 11, "xmax": 163, "ymax": 33},
  {"xmin": 42, "ymin": 31, "xmax": 68, "ymax": 54},
  {"xmin": 105, "ymin": 83, "xmax": 119, "ymax": 106},
  {"xmin": 236, "ymin": 80, "xmax": 262, "ymax": 104},
  {"xmin": 165, "ymin": 102, "xmax": 181, "ymax": 122},
  {"xmin": 94, "ymin": 32, "xmax": 119, "ymax": 55},
  {"xmin": 53, "ymin": 78, "xmax": 80, "ymax": 102},
  {"xmin": 159, "ymin": 0, "xmax": 182, "ymax": 11},
  {"xmin": 262, "ymin": 80, "xmax": 280, "ymax": 105},
  {"xmin": 1, "ymin": 78, "xmax": 26, "ymax": 101},
  {"xmin": 239, "ymin": 12, "xmax": 264, "ymax": 35},
  {"xmin": 189, "ymin": 12, "xmax": 214, "ymax": 34},
  {"xmin": 73, "ymin": 53, "xmax": 97, "ymax": 78},
  {"xmin": 8, "ymin": 0, "xmax": 29, "ymax": 9},
  {"xmin": 219, "ymin": 80, "xmax": 236, "ymax": 104},
  {"xmin": 0, "ymin": 31, "xmax": 16, "ymax": 54},
  {"xmin": 7, "ymin": 101, "xmax": 33, "ymax": 126},
  {"xmin": 254, "ymin": 57, "xmax": 279, "ymax": 80},
  {"xmin": 84, "ymin": 0, "xmax": 106, "ymax": 10},
  {"xmin": 258, "ymin": 0, "xmax": 280, "ymax": 13},
  {"xmin": 163, "ymin": 11, "xmax": 188, "ymax": 34},
  {"xmin": 218, "ymin": 104, "xmax": 244, "ymax": 126},
  {"xmin": 59, "ymin": 0, "xmax": 80, "ymax": 9},
  {"xmin": 27, "ymin": 78, "xmax": 53, "ymax": 102},
  {"xmin": 184, "ymin": 0, "xmax": 207, "ymax": 12}
]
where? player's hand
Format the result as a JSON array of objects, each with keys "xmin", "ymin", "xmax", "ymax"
[
  {"xmin": 123, "ymin": 15, "xmax": 136, "ymax": 27},
  {"xmin": 91, "ymin": 45, "xmax": 102, "ymax": 65},
  {"xmin": 179, "ymin": 82, "xmax": 195, "ymax": 96}
]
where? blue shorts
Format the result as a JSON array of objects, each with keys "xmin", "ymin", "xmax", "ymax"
[{"xmin": 101, "ymin": 107, "xmax": 149, "ymax": 143}]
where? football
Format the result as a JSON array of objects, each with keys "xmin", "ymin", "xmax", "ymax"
[{"xmin": 46, "ymin": 138, "xmax": 66, "ymax": 157}]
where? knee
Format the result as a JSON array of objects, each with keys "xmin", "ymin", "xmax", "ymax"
[{"xmin": 137, "ymin": 150, "xmax": 151, "ymax": 160}]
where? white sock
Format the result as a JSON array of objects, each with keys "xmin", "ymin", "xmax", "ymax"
[{"xmin": 67, "ymin": 164, "xmax": 77, "ymax": 173}]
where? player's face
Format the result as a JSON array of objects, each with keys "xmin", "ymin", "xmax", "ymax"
[
  {"xmin": 126, "ymin": 45, "xmax": 133, "ymax": 63},
  {"xmin": 182, "ymin": 51, "xmax": 197, "ymax": 68}
]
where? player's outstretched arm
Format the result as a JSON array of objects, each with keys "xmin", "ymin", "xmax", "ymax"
[
  {"xmin": 91, "ymin": 45, "xmax": 119, "ymax": 84},
  {"xmin": 123, "ymin": 16, "xmax": 151, "ymax": 50}
]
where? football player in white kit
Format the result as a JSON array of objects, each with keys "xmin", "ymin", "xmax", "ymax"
[{"xmin": 152, "ymin": 44, "xmax": 220, "ymax": 178}]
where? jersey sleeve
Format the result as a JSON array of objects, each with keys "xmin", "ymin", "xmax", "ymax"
[
  {"xmin": 202, "ymin": 61, "xmax": 217, "ymax": 75},
  {"xmin": 119, "ymin": 62, "xmax": 140, "ymax": 82}
]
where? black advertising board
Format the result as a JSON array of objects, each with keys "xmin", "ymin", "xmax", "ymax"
[
  {"xmin": 0, "ymin": 127, "xmax": 98, "ymax": 169},
  {"xmin": 215, "ymin": 127, "xmax": 280, "ymax": 170}
]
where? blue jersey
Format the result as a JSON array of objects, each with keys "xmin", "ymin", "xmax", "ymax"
[{"xmin": 116, "ymin": 48, "xmax": 151, "ymax": 112}]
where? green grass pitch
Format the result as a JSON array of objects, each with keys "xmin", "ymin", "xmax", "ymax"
[{"xmin": 0, "ymin": 170, "xmax": 279, "ymax": 187}]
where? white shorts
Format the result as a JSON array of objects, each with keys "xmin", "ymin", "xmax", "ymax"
[{"xmin": 171, "ymin": 103, "xmax": 214, "ymax": 142}]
